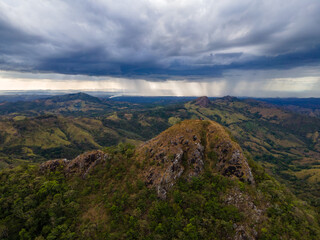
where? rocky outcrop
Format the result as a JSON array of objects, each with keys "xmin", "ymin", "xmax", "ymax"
[
  {"xmin": 194, "ymin": 96, "xmax": 210, "ymax": 108},
  {"xmin": 206, "ymin": 122, "xmax": 255, "ymax": 184},
  {"xmin": 141, "ymin": 130, "xmax": 205, "ymax": 199},
  {"xmin": 65, "ymin": 150, "xmax": 108, "ymax": 178},
  {"xmin": 39, "ymin": 158, "xmax": 68, "ymax": 173},
  {"xmin": 39, "ymin": 150, "xmax": 109, "ymax": 178},
  {"xmin": 137, "ymin": 120, "xmax": 255, "ymax": 199}
]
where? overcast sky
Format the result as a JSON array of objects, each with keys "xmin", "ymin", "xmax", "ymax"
[{"xmin": 1, "ymin": 0, "xmax": 320, "ymax": 96}]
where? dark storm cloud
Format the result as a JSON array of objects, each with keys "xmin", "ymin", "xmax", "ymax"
[
  {"xmin": 0, "ymin": 0, "xmax": 320, "ymax": 79},
  {"xmin": 0, "ymin": 16, "xmax": 43, "ymax": 71}
]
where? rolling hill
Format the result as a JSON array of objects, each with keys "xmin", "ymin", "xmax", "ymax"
[
  {"xmin": 0, "ymin": 115, "xmax": 143, "ymax": 169},
  {"xmin": 0, "ymin": 92, "xmax": 139, "ymax": 117}
]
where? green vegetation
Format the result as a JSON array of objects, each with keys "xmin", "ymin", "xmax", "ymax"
[
  {"xmin": 1, "ymin": 142, "xmax": 319, "ymax": 239},
  {"xmin": 0, "ymin": 115, "xmax": 143, "ymax": 167}
]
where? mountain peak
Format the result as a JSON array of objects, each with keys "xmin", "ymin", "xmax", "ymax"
[
  {"xmin": 194, "ymin": 96, "xmax": 210, "ymax": 107},
  {"xmin": 137, "ymin": 120, "xmax": 254, "ymax": 199}
]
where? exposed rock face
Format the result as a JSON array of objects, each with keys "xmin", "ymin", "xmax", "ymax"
[
  {"xmin": 194, "ymin": 96, "xmax": 210, "ymax": 108},
  {"xmin": 39, "ymin": 158, "xmax": 68, "ymax": 173},
  {"xmin": 142, "ymin": 131, "xmax": 205, "ymax": 199},
  {"xmin": 210, "ymin": 137, "xmax": 255, "ymax": 184},
  {"xmin": 39, "ymin": 150, "xmax": 109, "ymax": 178},
  {"xmin": 65, "ymin": 150, "xmax": 108, "ymax": 178},
  {"xmin": 137, "ymin": 120, "xmax": 255, "ymax": 199}
]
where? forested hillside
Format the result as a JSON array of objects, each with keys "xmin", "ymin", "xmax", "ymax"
[{"xmin": 1, "ymin": 120, "xmax": 319, "ymax": 239}]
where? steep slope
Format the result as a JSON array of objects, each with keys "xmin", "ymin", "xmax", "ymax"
[
  {"xmin": 1, "ymin": 120, "xmax": 319, "ymax": 240},
  {"xmin": 136, "ymin": 120, "xmax": 254, "ymax": 199}
]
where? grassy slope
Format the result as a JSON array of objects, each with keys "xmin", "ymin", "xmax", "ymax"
[
  {"xmin": 0, "ymin": 115, "xmax": 143, "ymax": 168},
  {"xmin": 0, "ymin": 104, "xmax": 181, "ymax": 169}
]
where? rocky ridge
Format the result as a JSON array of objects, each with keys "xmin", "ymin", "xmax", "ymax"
[
  {"xmin": 40, "ymin": 150, "xmax": 109, "ymax": 178},
  {"xmin": 136, "ymin": 120, "xmax": 254, "ymax": 199},
  {"xmin": 39, "ymin": 120, "xmax": 255, "ymax": 200}
]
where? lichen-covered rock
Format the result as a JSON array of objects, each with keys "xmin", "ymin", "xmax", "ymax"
[{"xmin": 137, "ymin": 120, "xmax": 255, "ymax": 199}]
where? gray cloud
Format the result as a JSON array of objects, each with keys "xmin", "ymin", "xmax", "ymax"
[{"xmin": 0, "ymin": 0, "xmax": 320, "ymax": 79}]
